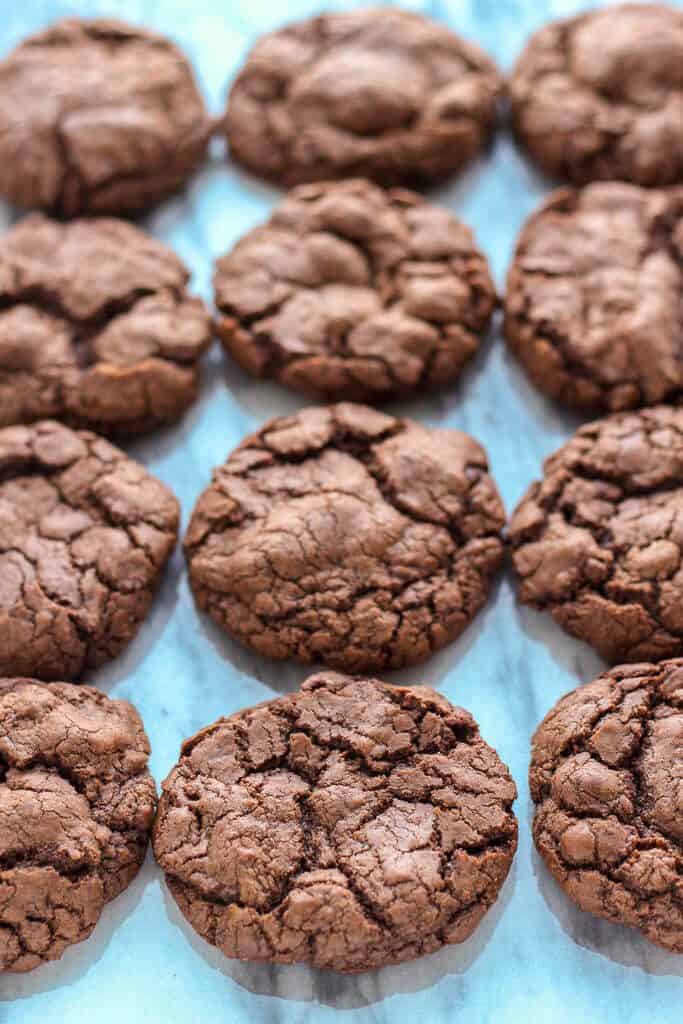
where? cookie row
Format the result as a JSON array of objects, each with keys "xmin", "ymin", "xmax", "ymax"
[
  {"xmin": 6, "ymin": 402, "xmax": 683, "ymax": 682},
  {"xmin": 3, "ymin": 175, "xmax": 682, "ymax": 436},
  {"xmin": 2, "ymin": 658, "xmax": 679, "ymax": 974},
  {"xmin": 1, "ymin": 5, "xmax": 682, "ymax": 218}
]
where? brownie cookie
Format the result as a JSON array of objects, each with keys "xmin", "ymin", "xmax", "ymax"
[
  {"xmin": 504, "ymin": 183, "xmax": 683, "ymax": 413},
  {"xmin": 531, "ymin": 660, "xmax": 683, "ymax": 953},
  {"xmin": 214, "ymin": 179, "xmax": 495, "ymax": 401},
  {"xmin": 185, "ymin": 403, "xmax": 505, "ymax": 672},
  {"xmin": 154, "ymin": 671, "xmax": 517, "ymax": 972},
  {"xmin": 0, "ymin": 18, "xmax": 210, "ymax": 216},
  {"xmin": 0, "ymin": 214, "xmax": 212, "ymax": 436},
  {"xmin": 510, "ymin": 406, "xmax": 683, "ymax": 664},
  {"xmin": 0, "ymin": 678, "xmax": 156, "ymax": 972},
  {"xmin": 224, "ymin": 8, "xmax": 502, "ymax": 188},
  {"xmin": 0, "ymin": 420, "xmax": 179, "ymax": 681},
  {"xmin": 510, "ymin": 4, "xmax": 683, "ymax": 187}
]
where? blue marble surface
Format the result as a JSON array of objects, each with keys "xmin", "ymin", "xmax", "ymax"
[{"xmin": 0, "ymin": 0, "xmax": 682, "ymax": 1021}]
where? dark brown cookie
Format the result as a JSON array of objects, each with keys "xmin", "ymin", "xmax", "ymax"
[
  {"xmin": 224, "ymin": 8, "xmax": 502, "ymax": 188},
  {"xmin": 531, "ymin": 659, "xmax": 683, "ymax": 953},
  {"xmin": 0, "ymin": 678, "xmax": 156, "ymax": 972},
  {"xmin": 185, "ymin": 403, "xmax": 505, "ymax": 672},
  {"xmin": 154, "ymin": 671, "xmax": 517, "ymax": 973},
  {"xmin": 0, "ymin": 213, "xmax": 212, "ymax": 436},
  {"xmin": 511, "ymin": 406, "xmax": 683, "ymax": 664},
  {"xmin": 504, "ymin": 183, "xmax": 683, "ymax": 413},
  {"xmin": 510, "ymin": 4, "xmax": 683, "ymax": 186},
  {"xmin": 0, "ymin": 18, "xmax": 210, "ymax": 216},
  {"xmin": 0, "ymin": 420, "xmax": 179, "ymax": 681},
  {"xmin": 214, "ymin": 179, "xmax": 495, "ymax": 402}
]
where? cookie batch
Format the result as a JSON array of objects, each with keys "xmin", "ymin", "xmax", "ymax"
[{"xmin": 0, "ymin": 2, "xmax": 681, "ymax": 979}]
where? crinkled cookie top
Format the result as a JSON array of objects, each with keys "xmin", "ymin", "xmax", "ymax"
[
  {"xmin": 225, "ymin": 8, "xmax": 502, "ymax": 187},
  {"xmin": 0, "ymin": 419, "xmax": 179, "ymax": 681},
  {"xmin": 511, "ymin": 3, "xmax": 683, "ymax": 185},
  {"xmin": 511, "ymin": 406, "xmax": 683, "ymax": 664},
  {"xmin": 154, "ymin": 671, "xmax": 517, "ymax": 973},
  {"xmin": 0, "ymin": 678, "xmax": 156, "ymax": 972},
  {"xmin": 214, "ymin": 179, "xmax": 495, "ymax": 401},
  {"xmin": 0, "ymin": 214, "xmax": 212, "ymax": 435},
  {"xmin": 185, "ymin": 403, "xmax": 505, "ymax": 672},
  {"xmin": 505, "ymin": 182, "xmax": 683, "ymax": 412},
  {"xmin": 531, "ymin": 658, "xmax": 683, "ymax": 952},
  {"xmin": 0, "ymin": 18, "xmax": 210, "ymax": 215}
]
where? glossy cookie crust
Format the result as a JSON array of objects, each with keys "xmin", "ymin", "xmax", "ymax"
[
  {"xmin": 154, "ymin": 671, "xmax": 517, "ymax": 973},
  {"xmin": 185, "ymin": 403, "xmax": 505, "ymax": 673},
  {"xmin": 531, "ymin": 659, "xmax": 683, "ymax": 952},
  {"xmin": 224, "ymin": 8, "xmax": 502, "ymax": 188},
  {"xmin": 214, "ymin": 179, "xmax": 495, "ymax": 402},
  {"xmin": 0, "ymin": 679, "xmax": 156, "ymax": 972},
  {"xmin": 0, "ymin": 18, "xmax": 210, "ymax": 215},
  {"xmin": 510, "ymin": 4, "xmax": 683, "ymax": 186}
]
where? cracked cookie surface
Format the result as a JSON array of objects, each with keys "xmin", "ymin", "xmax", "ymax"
[
  {"xmin": 0, "ymin": 420, "xmax": 179, "ymax": 681},
  {"xmin": 0, "ymin": 18, "xmax": 210, "ymax": 216},
  {"xmin": 0, "ymin": 678, "xmax": 156, "ymax": 972},
  {"xmin": 510, "ymin": 4, "xmax": 683, "ymax": 186},
  {"xmin": 224, "ymin": 8, "xmax": 502, "ymax": 188},
  {"xmin": 504, "ymin": 183, "xmax": 683, "ymax": 413},
  {"xmin": 154, "ymin": 671, "xmax": 517, "ymax": 972},
  {"xmin": 214, "ymin": 179, "xmax": 495, "ymax": 402},
  {"xmin": 184, "ymin": 403, "xmax": 505, "ymax": 672},
  {"xmin": 511, "ymin": 406, "xmax": 683, "ymax": 664},
  {"xmin": 0, "ymin": 214, "xmax": 212, "ymax": 436},
  {"xmin": 530, "ymin": 659, "xmax": 683, "ymax": 952}
]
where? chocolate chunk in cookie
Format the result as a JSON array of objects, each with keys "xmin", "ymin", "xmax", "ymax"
[
  {"xmin": 510, "ymin": 4, "xmax": 683, "ymax": 186},
  {"xmin": 0, "ymin": 420, "xmax": 179, "ymax": 681},
  {"xmin": 224, "ymin": 9, "xmax": 502, "ymax": 188},
  {"xmin": 0, "ymin": 18, "xmax": 210, "ymax": 216},
  {"xmin": 0, "ymin": 679, "xmax": 156, "ymax": 972},
  {"xmin": 0, "ymin": 214, "xmax": 212, "ymax": 436},
  {"xmin": 185, "ymin": 403, "xmax": 505, "ymax": 672},
  {"xmin": 504, "ymin": 183, "xmax": 683, "ymax": 413},
  {"xmin": 511, "ymin": 406, "xmax": 683, "ymax": 664},
  {"xmin": 154, "ymin": 671, "xmax": 517, "ymax": 973},
  {"xmin": 531, "ymin": 659, "xmax": 683, "ymax": 953},
  {"xmin": 214, "ymin": 179, "xmax": 495, "ymax": 402}
]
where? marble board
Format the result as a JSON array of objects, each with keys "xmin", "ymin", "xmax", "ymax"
[{"xmin": 1, "ymin": 0, "xmax": 682, "ymax": 1021}]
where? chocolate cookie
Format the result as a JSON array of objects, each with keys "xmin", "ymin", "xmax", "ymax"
[
  {"xmin": 0, "ymin": 213, "xmax": 212, "ymax": 436},
  {"xmin": 0, "ymin": 18, "xmax": 210, "ymax": 216},
  {"xmin": 0, "ymin": 420, "xmax": 179, "ymax": 681},
  {"xmin": 224, "ymin": 9, "xmax": 502, "ymax": 188},
  {"xmin": 214, "ymin": 179, "xmax": 495, "ymax": 401},
  {"xmin": 185, "ymin": 403, "xmax": 505, "ymax": 672},
  {"xmin": 511, "ymin": 406, "xmax": 683, "ymax": 664},
  {"xmin": 531, "ymin": 659, "xmax": 683, "ymax": 953},
  {"xmin": 510, "ymin": 4, "xmax": 683, "ymax": 186},
  {"xmin": 504, "ymin": 183, "xmax": 683, "ymax": 413},
  {"xmin": 0, "ymin": 678, "xmax": 156, "ymax": 972},
  {"xmin": 154, "ymin": 671, "xmax": 517, "ymax": 973}
]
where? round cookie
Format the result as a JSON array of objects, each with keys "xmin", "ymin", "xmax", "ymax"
[
  {"xmin": 224, "ymin": 8, "xmax": 502, "ymax": 188},
  {"xmin": 530, "ymin": 659, "xmax": 683, "ymax": 953},
  {"xmin": 0, "ymin": 18, "xmax": 210, "ymax": 216},
  {"xmin": 511, "ymin": 406, "xmax": 683, "ymax": 665},
  {"xmin": 214, "ymin": 179, "xmax": 495, "ymax": 402},
  {"xmin": 510, "ymin": 4, "xmax": 683, "ymax": 187},
  {"xmin": 0, "ymin": 213, "xmax": 212, "ymax": 436},
  {"xmin": 504, "ymin": 183, "xmax": 683, "ymax": 413},
  {"xmin": 154, "ymin": 671, "xmax": 517, "ymax": 973},
  {"xmin": 185, "ymin": 403, "xmax": 505, "ymax": 672},
  {"xmin": 0, "ymin": 420, "xmax": 179, "ymax": 681},
  {"xmin": 0, "ymin": 678, "xmax": 156, "ymax": 972}
]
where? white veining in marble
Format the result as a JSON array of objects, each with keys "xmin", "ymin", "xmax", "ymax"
[{"xmin": 0, "ymin": 1, "xmax": 682, "ymax": 1021}]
